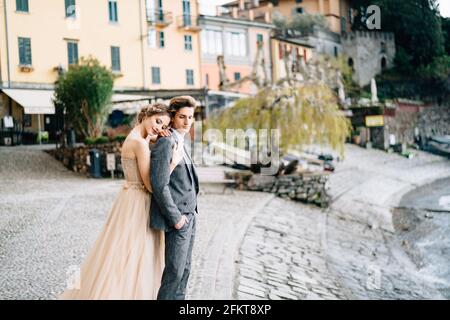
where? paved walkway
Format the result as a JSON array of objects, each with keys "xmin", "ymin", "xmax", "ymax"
[
  {"xmin": 1, "ymin": 144, "xmax": 449, "ymax": 299},
  {"xmin": 235, "ymin": 145, "xmax": 450, "ymax": 300},
  {"xmin": 0, "ymin": 146, "xmax": 272, "ymax": 299}
]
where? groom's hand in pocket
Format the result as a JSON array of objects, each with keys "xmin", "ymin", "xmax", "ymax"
[{"xmin": 174, "ymin": 215, "xmax": 189, "ymax": 230}]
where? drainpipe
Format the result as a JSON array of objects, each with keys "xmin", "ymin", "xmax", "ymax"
[
  {"xmin": 3, "ymin": 0, "xmax": 11, "ymax": 88},
  {"xmin": 138, "ymin": 0, "xmax": 147, "ymax": 90},
  {"xmin": 269, "ymin": 31, "xmax": 274, "ymax": 85}
]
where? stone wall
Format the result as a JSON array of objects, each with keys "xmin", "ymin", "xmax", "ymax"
[
  {"xmin": 418, "ymin": 105, "xmax": 450, "ymax": 139},
  {"xmin": 49, "ymin": 142, "xmax": 124, "ymax": 177},
  {"xmin": 225, "ymin": 171, "xmax": 331, "ymax": 208},
  {"xmin": 371, "ymin": 104, "xmax": 450, "ymax": 150}
]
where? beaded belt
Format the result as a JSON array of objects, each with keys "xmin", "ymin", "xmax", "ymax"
[{"xmin": 123, "ymin": 181, "xmax": 148, "ymax": 192}]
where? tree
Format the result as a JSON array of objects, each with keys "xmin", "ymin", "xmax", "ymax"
[
  {"xmin": 273, "ymin": 11, "xmax": 329, "ymax": 35},
  {"xmin": 208, "ymin": 84, "xmax": 351, "ymax": 157},
  {"xmin": 54, "ymin": 57, "xmax": 115, "ymax": 140},
  {"xmin": 350, "ymin": 0, "xmax": 445, "ymax": 72}
]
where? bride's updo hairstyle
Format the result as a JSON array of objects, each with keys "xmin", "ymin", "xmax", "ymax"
[{"xmin": 136, "ymin": 103, "xmax": 170, "ymax": 125}]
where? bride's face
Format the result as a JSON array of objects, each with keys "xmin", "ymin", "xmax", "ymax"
[{"xmin": 142, "ymin": 114, "xmax": 171, "ymax": 136}]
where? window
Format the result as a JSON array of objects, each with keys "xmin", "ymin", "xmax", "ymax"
[
  {"xmin": 225, "ymin": 32, "xmax": 246, "ymax": 57},
  {"xmin": 334, "ymin": 46, "xmax": 338, "ymax": 57},
  {"xmin": 159, "ymin": 31, "xmax": 165, "ymax": 48},
  {"xmin": 65, "ymin": 0, "xmax": 76, "ymax": 18},
  {"xmin": 18, "ymin": 37, "xmax": 32, "ymax": 65},
  {"xmin": 24, "ymin": 114, "xmax": 32, "ymax": 127},
  {"xmin": 67, "ymin": 41, "xmax": 79, "ymax": 65},
  {"xmin": 148, "ymin": 28, "xmax": 156, "ymax": 48},
  {"xmin": 341, "ymin": 17, "xmax": 347, "ymax": 33},
  {"xmin": 201, "ymin": 29, "xmax": 222, "ymax": 55},
  {"xmin": 348, "ymin": 57, "xmax": 354, "ymax": 72},
  {"xmin": 148, "ymin": 29, "xmax": 165, "ymax": 48},
  {"xmin": 152, "ymin": 67, "xmax": 161, "ymax": 84},
  {"xmin": 381, "ymin": 57, "xmax": 387, "ymax": 70},
  {"xmin": 182, "ymin": 0, "xmax": 191, "ymax": 18},
  {"xmin": 381, "ymin": 41, "xmax": 387, "ymax": 53},
  {"xmin": 205, "ymin": 73, "xmax": 209, "ymax": 87},
  {"xmin": 295, "ymin": 7, "xmax": 304, "ymax": 14},
  {"xmin": 16, "ymin": 0, "xmax": 29, "ymax": 12},
  {"xmin": 234, "ymin": 72, "xmax": 241, "ymax": 81},
  {"xmin": 184, "ymin": 35, "xmax": 192, "ymax": 51},
  {"xmin": 111, "ymin": 46, "xmax": 121, "ymax": 72},
  {"xmin": 186, "ymin": 69, "xmax": 194, "ymax": 85},
  {"xmin": 109, "ymin": 0, "xmax": 118, "ymax": 22},
  {"xmin": 257, "ymin": 34, "xmax": 263, "ymax": 44}
]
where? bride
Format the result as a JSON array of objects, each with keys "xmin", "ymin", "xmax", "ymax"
[{"xmin": 60, "ymin": 103, "xmax": 183, "ymax": 300}]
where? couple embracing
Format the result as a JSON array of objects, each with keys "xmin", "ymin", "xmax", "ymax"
[{"xmin": 60, "ymin": 96, "xmax": 199, "ymax": 300}]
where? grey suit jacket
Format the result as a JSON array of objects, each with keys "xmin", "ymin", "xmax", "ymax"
[{"xmin": 150, "ymin": 135, "xmax": 199, "ymax": 231}]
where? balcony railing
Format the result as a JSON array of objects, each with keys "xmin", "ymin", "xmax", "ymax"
[
  {"xmin": 147, "ymin": 9, "xmax": 173, "ymax": 27},
  {"xmin": 176, "ymin": 14, "xmax": 201, "ymax": 31}
]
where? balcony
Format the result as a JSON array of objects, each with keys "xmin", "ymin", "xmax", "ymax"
[
  {"xmin": 146, "ymin": 9, "xmax": 173, "ymax": 28},
  {"xmin": 176, "ymin": 15, "xmax": 201, "ymax": 32},
  {"xmin": 216, "ymin": 5, "xmax": 272, "ymax": 23}
]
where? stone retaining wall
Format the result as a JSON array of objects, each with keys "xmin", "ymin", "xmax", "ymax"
[
  {"xmin": 48, "ymin": 142, "xmax": 124, "ymax": 177},
  {"xmin": 225, "ymin": 171, "xmax": 331, "ymax": 208}
]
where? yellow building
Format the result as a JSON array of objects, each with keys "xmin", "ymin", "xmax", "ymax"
[{"xmin": 0, "ymin": 0, "xmax": 202, "ymax": 144}]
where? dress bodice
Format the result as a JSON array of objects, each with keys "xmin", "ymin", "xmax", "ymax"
[{"xmin": 121, "ymin": 157, "xmax": 149, "ymax": 192}]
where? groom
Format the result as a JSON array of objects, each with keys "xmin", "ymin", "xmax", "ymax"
[{"xmin": 150, "ymin": 96, "xmax": 199, "ymax": 300}]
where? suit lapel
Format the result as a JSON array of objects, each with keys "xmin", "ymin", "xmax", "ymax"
[{"xmin": 183, "ymin": 144, "xmax": 194, "ymax": 184}]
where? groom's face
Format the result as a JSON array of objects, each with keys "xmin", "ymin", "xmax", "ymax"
[{"xmin": 172, "ymin": 107, "xmax": 194, "ymax": 134}]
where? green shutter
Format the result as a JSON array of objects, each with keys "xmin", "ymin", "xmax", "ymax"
[
  {"xmin": 19, "ymin": 37, "xmax": 32, "ymax": 65},
  {"xmin": 111, "ymin": 46, "xmax": 121, "ymax": 71},
  {"xmin": 16, "ymin": 0, "xmax": 29, "ymax": 12}
]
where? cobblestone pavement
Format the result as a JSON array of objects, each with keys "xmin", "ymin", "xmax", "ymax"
[
  {"xmin": 235, "ymin": 145, "xmax": 450, "ymax": 300},
  {"xmin": 1, "ymin": 145, "xmax": 449, "ymax": 300},
  {"xmin": 0, "ymin": 146, "xmax": 273, "ymax": 299}
]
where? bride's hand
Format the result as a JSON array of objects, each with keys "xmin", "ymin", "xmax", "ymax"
[{"xmin": 146, "ymin": 127, "xmax": 171, "ymax": 143}]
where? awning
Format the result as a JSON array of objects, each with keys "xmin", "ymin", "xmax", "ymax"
[
  {"xmin": 110, "ymin": 94, "xmax": 153, "ymax": 114},
  {"xmin": 1, "ymin": 89, "xmax": 153, "ymax": 115},
  {"xmin": 2, "ymin": 89, "xmax": 56, "ymax": 114}
]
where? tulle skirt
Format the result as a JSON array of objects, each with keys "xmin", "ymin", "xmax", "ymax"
[{"xmin": 59, "ymin": 185, "xmax": 164, "ymax": 300}]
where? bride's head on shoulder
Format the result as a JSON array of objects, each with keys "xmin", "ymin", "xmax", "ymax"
[{"xmin": 134, "ymin": 103, "xmax": 171, "ymax": 140}]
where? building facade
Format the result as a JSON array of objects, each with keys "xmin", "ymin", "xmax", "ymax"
[
  {"xmin": 219, "ymin": 0, "xmax": 396, "ymax": 88},
  {"xmin": 0, "ymin": 0, "xmax": 203, "ymax": 144},
  {"xmin": 221, "ymin": 0, "xmax": 352, "ymax": 34},
  {"xmin": 199, "ymin": 15, "xmax": 272, "ymax": 95}
]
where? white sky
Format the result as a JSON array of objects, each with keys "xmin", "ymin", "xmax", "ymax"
[
  {"xmin": 201, "ymin": 0, "xmax": 450, "ymax": 17},
  {"xmin": 439, "ymin": 0, "xmax": 450, "ymax": 17},
  {"xmin": 199, "ymin": 0, "xmax": 232, "ymax": 15}
]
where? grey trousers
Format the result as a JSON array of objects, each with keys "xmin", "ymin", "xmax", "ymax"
[{"xmin": 157, "ymin": 212, "xmax": 196, "ymax": 300}]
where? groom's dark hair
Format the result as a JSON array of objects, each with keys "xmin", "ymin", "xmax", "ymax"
[{"xmin": 168, "ymin": 96, "xmax": 196, "ymax": 117}]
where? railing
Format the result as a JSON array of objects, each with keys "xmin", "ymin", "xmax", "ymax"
[
  {"xmin": 146, "ymin": 9, "xmax": 173, "ymax": 27},
  {"xmin": 176, "ymin": 14, "xmax": 201, "ymax": 31}
]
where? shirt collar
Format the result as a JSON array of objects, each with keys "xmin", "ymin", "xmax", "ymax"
[{"xmin": 171, "ymin": 128, "xmax": 184, "ymax": 143}]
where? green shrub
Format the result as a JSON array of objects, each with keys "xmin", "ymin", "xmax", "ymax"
[
  {"xmin": 95, "ymin": 136, "xmax": 109, "ymax": 144},
  {"xmin": 113, "ymin": 135, "xmax": 126, "ymax": 143},
  {"xmin": 85, "ymin": 136, "xmax": 109, "ymax": 145},
  {"xmin": 85, "ymin": 137, "xmax": 96, "ymax": 145}
]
